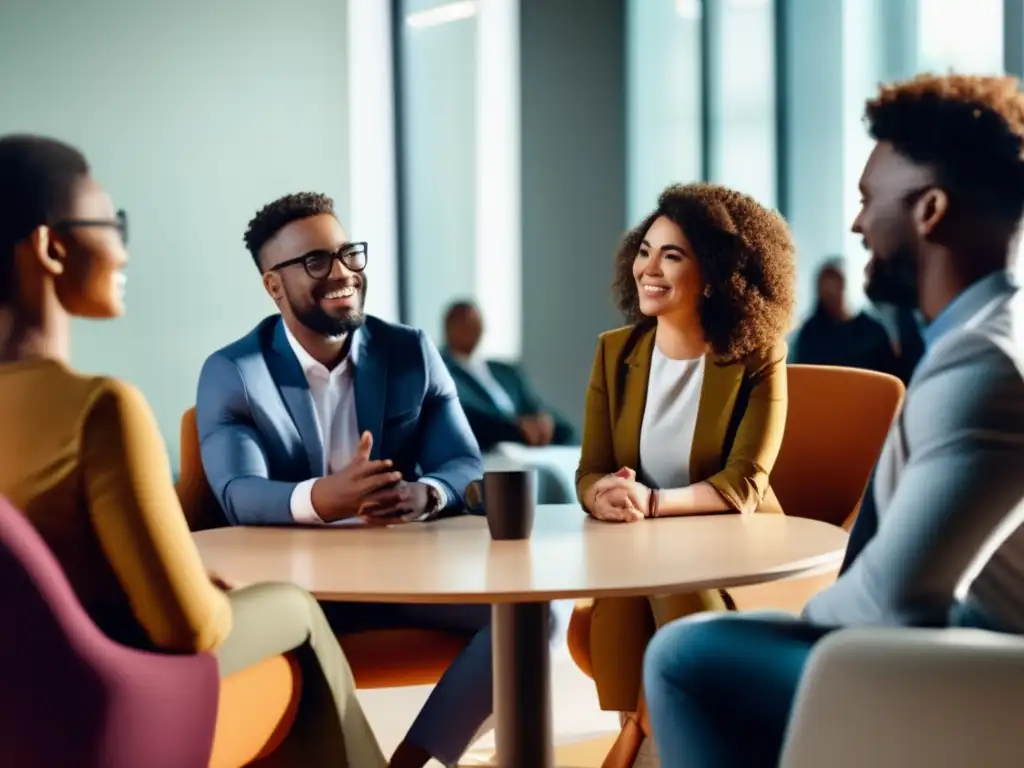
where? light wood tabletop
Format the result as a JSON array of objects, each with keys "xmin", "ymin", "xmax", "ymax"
[
  {"xmin": 194, "ymin": 504, "xmax": 847, "ymax": 767},
  {"xmin": 193, "ymin": 504, "xmax": 848, "ymax": 603}
]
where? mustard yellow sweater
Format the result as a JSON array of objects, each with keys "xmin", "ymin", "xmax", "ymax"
[{"xmin": 0, "ymin": 359, "xmax": 231, "ymax": 653}]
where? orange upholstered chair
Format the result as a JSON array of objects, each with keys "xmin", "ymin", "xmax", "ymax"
[
  {"xmin": 339, "ymin": 628, "xmax": 469, "ymax": 688},
  {"xmin": 174, "ymin": 409, "xmax": 301, "ymax": 764},
  {"xmin": 176, "ymin": 408, "xmax": 470, "ymax": 692},
  {"xmin": 209, "ymin": 655, "xmax": 301, "ymax": 767},
  {"xmin": 176, "ymin": 408, "xmax": 228, "ymax": 532},
  {"xmin": 567, "ymin": 365, "xmax": 905, "ymax": 767},
  {"xmin": 727, "ymin": 364, "xmax": 904, "ymax": 611}
]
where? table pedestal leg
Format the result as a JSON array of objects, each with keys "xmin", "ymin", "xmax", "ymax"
[{"xmin": 492, "ymin": 602, "xmax": 554, "ymax": 768}]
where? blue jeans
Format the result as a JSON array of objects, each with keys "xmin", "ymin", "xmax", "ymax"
[
  {"xmin": 950, "ymin": 598, "xmax": 1007, "ymax": 631},
  {"xmin": 643, "ymin": 611, "xmax": 833, "ymax": 768}
]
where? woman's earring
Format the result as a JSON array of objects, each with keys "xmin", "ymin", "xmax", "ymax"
[{"xmin": 703, "ymin": 285, "xmax": 712, "ymax": 298}]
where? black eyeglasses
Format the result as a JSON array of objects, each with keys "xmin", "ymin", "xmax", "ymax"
[
  {"xmin": 54, "ymin": 209, "xmax": 128, "ymax": 245},
  {"xmin": 268, "ymin": 241, "xmax": 368, "ymax": 279}
]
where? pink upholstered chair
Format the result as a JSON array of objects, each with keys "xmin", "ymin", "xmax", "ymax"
[{"xmin": 0, "ymin": 496, "xmax": 220, "ymax": 768}]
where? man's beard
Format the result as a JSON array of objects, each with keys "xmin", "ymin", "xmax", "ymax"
[
  {"xmin": 865, "ymin": 245, "xmax": 919, "ymax": 309},
  {"xmin": 294, "ymin": 304, "xmax": 365, "ymax": 338},
  {"xmin": 290, "ymin": 282, "xmax": 367, "ymax": 338}
]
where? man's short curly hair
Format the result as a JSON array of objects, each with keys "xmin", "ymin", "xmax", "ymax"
[
  {"xmin": 613, "ymin": 183, "xmax": 795, "ymax": 362},
  {"xmin": 244, "ymin": 192, "xmax": 336, "ymax": 269},
  {"xmin": 866, "ymin": 73, "xmax": 1024, "ymax": 220}
]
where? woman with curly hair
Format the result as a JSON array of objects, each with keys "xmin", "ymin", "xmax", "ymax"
[{"xmin": 568, "ymin": 182, "xmax": 796, "ymax": 760}]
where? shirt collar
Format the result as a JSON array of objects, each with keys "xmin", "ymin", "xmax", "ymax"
[
  {"xmin": 450, "ymin": 349, "xmax": 484, "ymax": 370},
  {"xmin": 923, "ymin": 270, "xmax": 1015, "ymax": 348},
  {"xmin": 282, "ymin": 321, "xmax": 352, "ymax": 378}
]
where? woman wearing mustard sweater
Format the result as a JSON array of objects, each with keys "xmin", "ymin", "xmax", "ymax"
[
  {"xmin": 570, "ymin": 183, "xmax": 796, "ymax": 758},
  {"xmin": 0, "ymin": 135, "xmax": 384, "ymax": 768}
]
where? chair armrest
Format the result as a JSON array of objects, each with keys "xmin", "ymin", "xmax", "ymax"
[
  {"xmin": 781, "ymin": 628, "xmax": 1024, "ymax": 768},
  {"xmin": 489, "ymin": 443, "xmax": 581, "ymax": 504}
]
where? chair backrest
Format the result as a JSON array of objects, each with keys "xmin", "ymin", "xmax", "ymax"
[
  {"xmin": 176, "ymin": 407, "xmax": 228, "ymax": 531},
  {"xmin": 771, "ymin": 365, "xmax": 904, "ymax": 527},
  {"xmin": 0, "ymin": 496, "xmax": 219, "ymax": 768}
]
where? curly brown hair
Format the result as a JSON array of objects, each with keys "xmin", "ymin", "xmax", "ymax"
[
  {"xmin": 613, "ymin": 183, "xmax": 795, "ymax": 362},
  {"xmin": 866, "ymin": 73, "xmax": 1024, "ymax": 220}
]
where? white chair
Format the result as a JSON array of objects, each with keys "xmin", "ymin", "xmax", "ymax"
[
  {"xmin": 483, "ymin": 443, "xmax": 581, "ymax": 504},
  {"xmin": 781, "ymin": 627, "xmax": 1024, "ymax": 768}
]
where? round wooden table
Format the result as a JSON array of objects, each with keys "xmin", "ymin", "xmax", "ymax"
[{"xmin": 193, "ymin": 505, "xmax": 848, "ymax": 768}]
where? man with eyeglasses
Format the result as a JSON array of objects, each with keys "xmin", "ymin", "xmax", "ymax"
[{"xmin": 196, "ymin": 192, "xmax": 490, "ymax": 768}]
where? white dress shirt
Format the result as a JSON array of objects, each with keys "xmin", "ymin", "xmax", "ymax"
[
  {"xmin": 284, "ymin": 325, "xmax": 448, "ymax": 524},
  {"xmin": 638, "ymin": 348, "xmax": 705, "ymax": 489}
]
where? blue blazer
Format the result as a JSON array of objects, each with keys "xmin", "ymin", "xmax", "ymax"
[{"xmin": 196, "ymin": 314, "xmax": 483, "ymax": 525}]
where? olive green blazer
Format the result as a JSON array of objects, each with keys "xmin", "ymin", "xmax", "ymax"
[{"xmin": 575, "ymin": 322, "xmax": 787, "ymax": 514}]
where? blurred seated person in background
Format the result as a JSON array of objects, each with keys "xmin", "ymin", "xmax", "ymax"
[
  {"xmin": 792, "ymin": 256, "xmax": 900, "ymax": 375},
  {"xmin": 570, "ymin": 183, "xmax": 795, "ymax": 737},
  {"xmin": 442, "ymin": 299, "xmax": 577, "ymax": 452},
  {"xmin": 0, "ymin": 136, "xmax": 385, "ymax": 767},
  {"xmin": 196, "ymin": 193, "xmax": 498, "ymax": 768},
  {"xmin": 644, "ymin": 73, "xmax": 1024, "ymax": 768}
]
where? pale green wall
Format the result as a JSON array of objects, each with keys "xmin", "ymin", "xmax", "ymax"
[{"xmin": 0, "ymin": 0, "xmax": 351, "ymax": 470}]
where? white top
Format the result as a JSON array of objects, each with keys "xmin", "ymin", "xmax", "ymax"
[
  {"xmin": 639, "ymin": 347, "xmax": 705, "ymax": 490},
  {"xmin": 451, "ymin": 351, "xmax": 518, "ymax": 416},
  {"xmin": 283, "ymin": 324, "xmax": 448, "ymax": 524}
]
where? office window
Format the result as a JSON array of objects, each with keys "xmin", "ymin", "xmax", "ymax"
[
  {"xmin": 707, "ymin": 0, "xmax": 777, "ymax": 208},
  {"xmin": 626, "ymin": 0, "xmax": 703, "ymax": 224},
  {"xmin": 917, "ymin": 0, "xmax": 1017, "ymax": 279},
  {"xmin": 398, "ymin": 0, "xmax": 478, "ymax": 345},
  {"xmin": 348, "ymin": 0, "xmax": 400, "ymax": 322},
  {"xmin": 918, "ymin": 0, "xmax": 1003, "ymax": 73},
  {"xmin": 397, "ymin": 0, "xmax": 520, "ymax": 356}
]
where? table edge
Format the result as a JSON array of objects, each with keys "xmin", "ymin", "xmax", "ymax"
[{"xmin": 266, "ymin": 549, "xmax": 845, "ymax": 605}]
